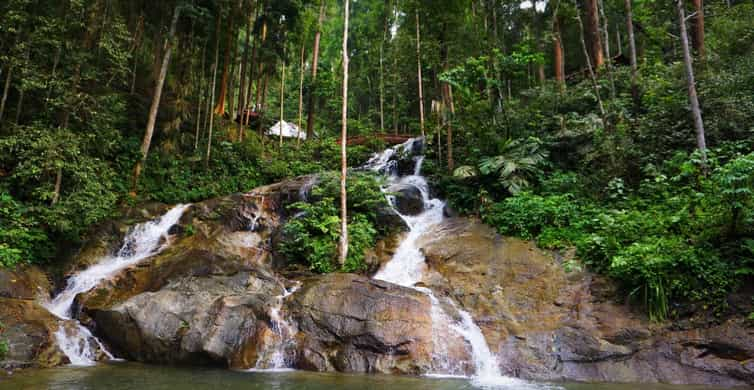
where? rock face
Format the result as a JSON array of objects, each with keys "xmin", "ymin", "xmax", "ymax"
[
  {"xmin": 7, "ymin": 174, "xmax": 753, "ymax": 386},
  {"xmin": 291, "ymin": 274, "xmax": 433, "ymax": 374},
  {"xmin": 420, "ymin": 217, "xmax": 754, "ymax": 386},
  {"xmin": 0, "ymin": 298, "xmax": 66, "ymax": 369},
  {"xmin": 91, "ymin": 272, "xmax": 280, "ymax": 365}
]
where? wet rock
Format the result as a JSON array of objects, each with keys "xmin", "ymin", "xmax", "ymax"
[
  {"xmin": 420, "ymin": 217, "xmax": 754, "ymax": 386},
  {"xmin": 388, "ymin": 184, "xmax": 424, "ymax": 216},
  {"xmin": 0, "ymin": 298, "xmax": 66, "ymax": 369},
  {"xmin": 91, "ymin": 271, "xmax": 281, "ymax": 365},
  {"xmin": 290, "ymin": 274, "xmax": 433, "ymax": 374},
  {"xmin": 0, "ymin": 266, "xmax": 51, "ymax": 300}
]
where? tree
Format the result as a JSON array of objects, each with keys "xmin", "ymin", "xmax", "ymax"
[
  {"xmin": 552, "ymin": 1, "xmax": 565, "ymax": 91},
  {"xmin": 625, "ymin": 0, "xmax": 639, "ymax": 107},
  {"xmin": 131, "ymin": 4, "xmax": 181, "ymax": 194},
  {"xmin": 214, "ymin": 4, "xmax": 236, "ymax": 116},
  {"xmin": 339, "ymin": 0, "xmax": 350, "ymax": 266},
  {"xmin": 415, "ymin": 9, "xmax": 425, "ymax": 137},
  {"xmin": 206, "ymin": 10, "xmax": 221, "ymax": 166},
  {"xmin": 584, "ymin": 0, "xmax": 604, "ymax": 69},
  {"xmin": 305, "ymin": 0, "xmax": 325, "ymax": 140},
  {"xmin": 691, "ymin": 0, "xmax": 705, "ymax": 62},
  {"xmin": 677, "ymin": 0, "xmax": 707, "ymax": 163}
]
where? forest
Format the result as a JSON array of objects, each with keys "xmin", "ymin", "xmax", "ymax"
[{"xmin": 1, "ymin": 0, "xmax": 753, "ymax": 328}]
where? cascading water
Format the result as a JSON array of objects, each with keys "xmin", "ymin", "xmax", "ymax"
[
  {"xmin": 368, "ymin": 139, "xmax": 550, "ymax": 389},
  {"xmin": 252, "ymin": 283, "xmax": 301, "ymax": 371},
  {"xmin": 43, "ymin": 204, "xmax": 190, "ymax": 365}
]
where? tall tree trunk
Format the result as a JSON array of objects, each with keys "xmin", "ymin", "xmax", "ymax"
[
  {"xmin": 625, "ymin": 0, "xmax": 640, "ymax": 107},
  {"xmin": 279, "ymin": 59, "xmax": 285, "ymax": 148},
  {"xmin": 691, "ymin": 0, "xmax": 705, "ymax": 62},
  {"xmin": 51, "ymin": 168, "xmax": 63, "ymax": 205},
  {"xmin": 677, "ymin": 0, "xmax": 707, "ymax": 163},
  {"xmin": 214, "ymin": 7, "xmax": 236, "ymax": 116},
  {"xmin": 574, "ymin": 0, "xmax": 606, "ymax": 119},
  {"xmin": 0, "ymin": 65, "xmax": 12, "ymax": 125},
  {"xmin": 297, "ymin": 38, "xmax": 305, "ymax": 147},
  {"xmin": 306, "ymin": 0, "xmax": 326, "ymax": 140},
  {"xmin": 131, "ymin": 5, "xmax": 181, "ymax": 194},
  {"xmin": 196, "ymin": 41, "xmax": 206, "ymax": 150},
  {"xmin": 552, "ymin": 6, "xmax": 565, "ymax": 91},
  {"xmin": 415, "ymin": 10, "xmax": 425, "ymax": 137},
  {"xmin": 599, "ymin": 0, "xmax": 616, "ymax": 98},
  {"xmin": 447, "ymin": 84, "xmax": 455, "ymax": 172},
  {"xmin": 206, "ymin": 12, "xmax": 221, "ymax": 167},
  {"xmin": 339, "ymin": 0, "xmax": 350, "ymax": 267},
  {"xmin": 237, "ymin": 3, "xmax": 254, "ymax": 142},
  {"xmin": 584, "ymin": 0, "xmax": 604, "ymax": 69},
  {"xmin": 379, "ymin": 8, "xmax": 386, "ymax": 133}
]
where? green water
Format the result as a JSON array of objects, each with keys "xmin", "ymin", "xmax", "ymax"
[{"xmin": 0, "ymin": 363, "xmax": 735, "ymax": 390}]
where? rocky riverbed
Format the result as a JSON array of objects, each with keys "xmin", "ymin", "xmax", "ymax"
[{"xmin": 1, "ymin": 166, "xmax": 752, "ymax": 386}]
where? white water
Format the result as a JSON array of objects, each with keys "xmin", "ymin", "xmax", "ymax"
[
  {"xmin": 45, "ymin": 204, "xmax": 190, "ymax": 318},
  {"xmin": 253, "ymin": 283, "xmax": 301, "ymax": 371},
  {"xmin": 44, "ymin": 204, "xmax": 190, "ymax": 365},
  {"xmin": 367, "ymin": 139, "xmax": 547, "ymax": 388}
]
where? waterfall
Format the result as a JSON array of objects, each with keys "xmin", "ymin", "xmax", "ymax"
[
  {"xmin": 367, "ymin": 139, "xmax": 545, "ymax": 388},
  {"xmin": 44, "ymin": 204, "xmax": 190, "ymax": 365},
  {"xmin": 252, "ymin": 283, "xmax": 301, "ymax": 371}
]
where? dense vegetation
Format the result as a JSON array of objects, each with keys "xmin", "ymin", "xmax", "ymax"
[{"xmin": 1, "ymin": 0, "xmax": 752, "ymax": 321}]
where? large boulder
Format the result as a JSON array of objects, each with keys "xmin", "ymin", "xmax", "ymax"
[
  {"xmin": 388, "ymin": 183, "xmax": 424, "ymax": 216},
  {"xmin": 419, "ymin": 217, "xmax": 754, "ymax": 386},
  {"xmin": 290, "ymin": 274, "xmax": 434, "ymax": 374},
  {"xmin": 0, "ymin": 298, "xmax": 66, "ymax": 369},
  {"xmin": 90, "ymin": 271, "xmax": 282, "ymax": 365}
]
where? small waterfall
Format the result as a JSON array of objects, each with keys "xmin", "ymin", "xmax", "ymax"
[
  {"xmin": 252, "ymin": 283, "xmax": 300, "ymax": 371},
  {"xmin": 44, "ymin": 204, "xmax": 190, "ymax": 365},
  {"xmin": 367, "ymin": 139, "xmax": 545, "ymax": 388}
]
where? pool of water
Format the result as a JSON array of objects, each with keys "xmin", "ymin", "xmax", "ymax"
[{"xmin": 0, "ymin": 363, "xmax": 737, "ymax": 390}]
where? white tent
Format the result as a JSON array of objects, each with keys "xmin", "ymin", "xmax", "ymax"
[{"xmin": 266, "ymin": 120, "xmax": 306, "ymax": 140}]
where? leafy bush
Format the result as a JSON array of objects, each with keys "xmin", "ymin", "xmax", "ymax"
[
  {"xmin": 280, "ymin": 172, "xmax": 387, "ymax": 273},
  {"xmin": 0, "ymin": 193, "xmax": 53, "ymax": 267},
  {"xmin": 481, "ymin": 151, "xmax": 754, "ymax": 320}
]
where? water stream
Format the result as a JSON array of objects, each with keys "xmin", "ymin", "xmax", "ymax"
[
  {"xmin": 42, "ymin": 204, "xmax": 190, "ymax": 365},
  {"xmin": 252, "ymin": 283, "xmax": 301, "ymax": 371},
  {"xmin": 368, "ymin": 139, "xmax": 544, "ymax": 388}
]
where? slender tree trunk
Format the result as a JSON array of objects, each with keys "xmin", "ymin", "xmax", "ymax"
[
  {"xmin": 297, "ymin": 38, "xmax": 305, "ymax": 147},
  {"xmin": 447, "ymin": 84, "xmax": 455, "ymax": 172},
  {"xmin": 393, "ymin": 56, "xmax": 398, "ymax": 134},
  {"xmin": 237, "ymin": 3, "xmax": 254, "ymax": 142},
  {"xmin": 195, "ymin": 42, "xmax": 206, "ymax": 150},
  {"xmin": 584, "ymin": 0, "xmax": 604, "ymax": 69},
  {"xmin": 206, "ymin": 12, "xmax": 221, "ymax": 167},
  {"xmin": 0, "ymin": 65, "xmax": 12, "ymax": 125},
  {"xmin": 691, "ymin": 0, "xmax": 705, "ymax": 62},
  {"xmin": 51, "ymin": 168, "xmax": 63, "ymax": 205},
  {"xmin": 553, "ymin": 11, "xmax": 565, "ymax": 92},
  {"xmin": 131, "ymin": 5, "xmax": 181, "ymax": 194},
  {"xmin": 306, "ymin": 0, "xmax": 326, "ymax": 140},
  {"xmin": 279, "ymin": 59, "xmax": 285, "ymax": 148},
  {"xmin": 214, "ymin": 7, "xmax": 236, "ymax": 116},
  {"xmin": 625, "ymin": 0, "xmax": 640, "ymax": 107},
  {"xmin": 379, "ymin": 15, "xmax": 386, "ymax": 133},
  {"xmin": 415, "ymin": 10, "xmax": 425, "ymax": 137},
  {"xmin": 599, "ymin": 0, "xmax": 616, "ymax": 98},
  {"xmin": 339, "ymin": 0, "xmax": 350, "ymax": 267},
  {"xmin": 574, "ymin": 0, "xmax": 606, "ymax": 118},
  {"xmin": 677, "ymin": 0, "xmax": 707, "ymax": 163}
]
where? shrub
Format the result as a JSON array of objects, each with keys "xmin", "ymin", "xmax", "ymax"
[{"xmin": 280, "ymin": 172, "xmax": 387, "ymax": 273}]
